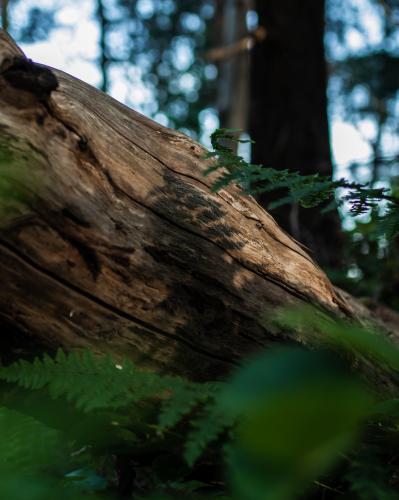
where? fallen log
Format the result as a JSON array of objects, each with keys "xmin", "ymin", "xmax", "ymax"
[{"xmin": 0, "ymin": 31, "xmax": 398, "ymax": 381}]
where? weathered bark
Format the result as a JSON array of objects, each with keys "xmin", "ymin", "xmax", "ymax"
[{"xmin": 0, "ymin": 31, "xmax": 398, "ymax": 383}]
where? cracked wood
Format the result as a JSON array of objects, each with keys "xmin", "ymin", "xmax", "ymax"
[{"xmin": 0, "ymin": 30, "xmax": 398, "ymax": 382}]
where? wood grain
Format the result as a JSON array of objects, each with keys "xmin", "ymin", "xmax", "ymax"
[{"xmin": 0, "ymin": 30, "xmax": 397, "ymax": 381}]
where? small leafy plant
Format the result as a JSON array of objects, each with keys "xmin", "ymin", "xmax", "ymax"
[{"xmin": 204, "ymin": 129, "xmax": 399, "ymax": 240}]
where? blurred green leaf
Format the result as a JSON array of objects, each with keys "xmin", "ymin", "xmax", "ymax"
[
  {"xmin": 222, "ymin": 348, "xmax": 373, "ymax": 500},
  {"xmin": 0, "ymin": 406, "xmax": 65, "ymax": 474},
  {"xmin": 275, "ymin": 305, "xmax": 399, "ymax": 372}
]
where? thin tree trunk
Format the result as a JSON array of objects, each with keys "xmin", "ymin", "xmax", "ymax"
[
  {"xmin": 0, "ymin": 31, "xmax": 398, "ymax": 386},
  {"xmin": 96, "ymin": 0, "xmax": 110, "ymax": 93},
  {"xmin": 250, "ymin": 0, "xmax": 343, "ymax": 270},
  {"xmin": 1, "ymin": 0, "xmax": 9, "ymax": 32},
  {"xmin": 214, "ymin": 0, "xmax": 252, "ymax": 134}
]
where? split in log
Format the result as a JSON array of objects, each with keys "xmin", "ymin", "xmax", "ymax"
[{"xmin": 0, "ymin": 30, "xmax": 398, "ymax": 383}]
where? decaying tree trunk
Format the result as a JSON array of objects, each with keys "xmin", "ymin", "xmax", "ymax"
[{"xmin": 0, "ymin": 31, "xmax": 398, "ymax": 382}]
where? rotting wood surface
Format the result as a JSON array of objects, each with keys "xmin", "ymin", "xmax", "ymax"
[{"xmin": 0, "ymin": 30, "xmax": 398, "ymax": 381}]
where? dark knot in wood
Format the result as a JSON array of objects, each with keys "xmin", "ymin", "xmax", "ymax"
[{"xmin": 2, "ymin": 57, "xmax": 59, "ymax": 100}]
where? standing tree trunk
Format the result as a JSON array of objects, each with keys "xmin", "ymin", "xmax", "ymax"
[
  {"xmin": 1, "ymin": 0, "xmax": 9, "ymax": 32},
  {"xmin": 96, "ymin": 0, "xmax": 110, "ymax": 93},
  {"xmin": 213, "ymin": 0, "xmax": 252, "ymax": 134},
  {"xmin": 250, "ymin": 0, "xmax": 343, "ymax": 270},
  {"xmin": 0, "ymin": 31, "xmax": 398, "ymax": 385}
]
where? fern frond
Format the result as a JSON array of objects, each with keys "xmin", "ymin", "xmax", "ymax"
[
  {"xmin": 206, "ymin": 128, "xmax": 399, "ymax": 241},
  {"xmin": 157, "ymin": 381, "xmax": 222, "ymax": 435},
  {"xmin": 0, "ymin": 349, "xmax": 219, "ymax": 429},
  {"xmin": 376, "ymin": 205, "xmax": 399, "ymax": 239},
  {"xmin": 157, "ymin": 383, "xmax": 205, "ymax": 434},
  {"xmin": 0, "ymin": 349, "xmax": 168, "ymax": 412},
  {"xmin": 184, "ymin": 405, "xmax": 235, "ymax": 466}
]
